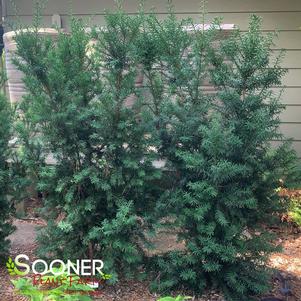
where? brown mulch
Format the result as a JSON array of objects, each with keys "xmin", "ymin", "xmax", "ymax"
[
  {"xmin": 267, "ymin": 228, "xmax": 301, "ymax": 301},
  {"xmin": 94, "ymin": 283, "xmax": 224, "ymax": 301},
  {"xmin": 0, "ymin": 232, "xmax": 36, "ymax": 301},
  {"xmin": 279, "ymin": 189, "xmax": 301, "ymax": 199}
]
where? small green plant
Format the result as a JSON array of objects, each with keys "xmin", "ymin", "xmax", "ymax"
[
  {"xmin": 157, "ymin": 296, "xmax": 191, "ymax": 301},
  {"xmin": 288, "ymin": 195, "xmax": 301, "ymax": 226},
  {"xmin": 12, "ymin": 278, "xmax": 44, "ymax": 301}
]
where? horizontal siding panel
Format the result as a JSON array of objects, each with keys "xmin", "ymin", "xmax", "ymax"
[
  {"xmin": 280, "ymin": 123, "xmax": 301, "ymax": 140},
  {"xmin": 206, "ymin": 12, "xmax": 301, "ymax": 31},
  {"xmin": 282, "ymin": 69, "xmax": 301, "ymax": 87},
  {"xmin": 272, "ymin": 32, "xmax": 301, "ymax": 50},
  {"xmin": 272, "ymin": 51, "xmax": 301, "ymax": 69},
  {"xmin": 6, "ymin": 12, "xmax": 301, "ymax": 32},
  {"xmin": 6, "ymin": 1, "xmax": 139, "ymax": 15},
  {"xmin": 271, "ymin": 141, "xmax": 301, "ymax": 157},
  {"xmin": 5, "ymin": 16, "xmax": 53, "ymax": 28},
  {"xmin": 280, "ymin": 106, "xmax": 301, "ymax": 122},
  {"xmin": 6, "ymin": 18, "xmax": 301, "ymax": 52},
  {"xmin": 275, "ymin": 88, "xmax": 301, "ymax": 105},
  {"xmin": 6, "ymin": 0, "xmax": 301, "ymax": 15},
  {"xmin": 204, "ymin": 0, "xmax": 301, "ymax": 13},
  {"xmin": 157, "ymin": 12, "xmax": 301, "ymax": 31}
]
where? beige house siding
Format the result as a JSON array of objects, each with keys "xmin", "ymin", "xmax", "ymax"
[{"xmin": 3, "ymin": 0, "xmax": 301, "ymax": 157}]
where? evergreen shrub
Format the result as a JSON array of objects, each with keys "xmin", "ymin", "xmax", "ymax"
[
  {"xmin": 13, "ymin": 13, "xmax": 162, "ymax": 280},
  {"xmin": 146, "ymin": 15, "xmax": 295, "ymax": 301},
  {"xmin": 0, "ymin": 73, "xmax": 14, "ymax": 259}
]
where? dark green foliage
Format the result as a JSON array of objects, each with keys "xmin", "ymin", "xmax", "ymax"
[
  {"xmin": 0, "ymin": 75, "xmax": 14, "ymax": 259},
  {"xmin": 146, "ymin": 16, "xmax": 296, "ymax": 301},
  {"xmin": 12, "ymin": 6, "xmax": 296, "ymax": 301},
  {"xmin": 13, "ymin": 14, "xmax": 161, "ymax": 279},
  {"xmin": 10, "ymin": 104, "xmax": 45, "ymax": 202}
]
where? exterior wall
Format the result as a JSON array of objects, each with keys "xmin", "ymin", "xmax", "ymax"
[{"xmin": 3, "ymin": 0, "xmax": 301, "ymax": 157}]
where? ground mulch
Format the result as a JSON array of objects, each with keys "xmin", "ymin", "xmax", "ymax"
[
  {"xmin": 0, "ymin": 219, "xmax": 39, "ymax": 301},
  {"xmin": 267, "ymin": 227, "xmax": 301, "ymax": 301}
]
